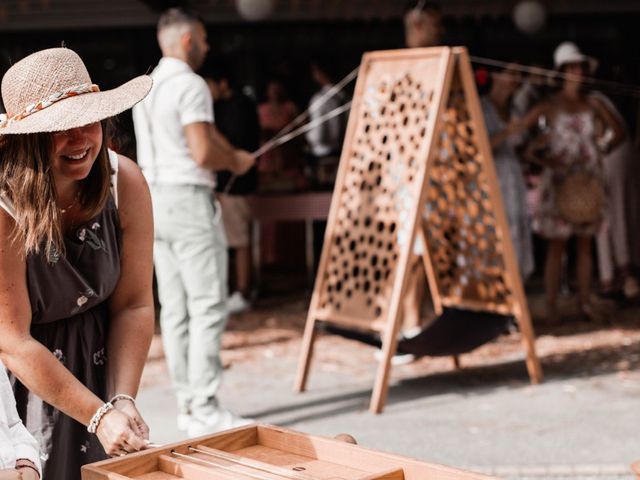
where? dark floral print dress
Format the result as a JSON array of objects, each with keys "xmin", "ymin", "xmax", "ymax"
[{"xmin": 10, "ymin": 152, "xmax": 121, "ymax": 480}]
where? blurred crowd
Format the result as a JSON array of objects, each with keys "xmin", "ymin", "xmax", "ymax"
[
  {"xmin": 1, "ymin": 5, "xmax": 638, "ymax": 477},
  {"xmin": 206, "ymin": 1, "xmax": 640, "ymax": 326},
  {"xmin": 479, "ymin": 44, "xmax": 640, "ymax": 324}
]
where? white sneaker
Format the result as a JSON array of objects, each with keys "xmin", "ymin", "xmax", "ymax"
[
  {"xmin": 227, "ymin": 291, "xmax": 251, "ymax": 314},
  {"xmin": 373, "ymin": 348, "xmax": 415, "ymax": 366},
  {"xmin": 187, "ymin": 408, "xmax": 253, "ymax": 437},
  {"xmin": 177, "ymin": 413, "xmax": 192, "ymax": 431}
]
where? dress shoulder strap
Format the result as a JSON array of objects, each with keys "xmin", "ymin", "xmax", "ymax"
[
  {"xmin": 108, "ymin": 148, "xmax": 119, "ymax": 209},
  {"xmin": 0, "ymin": 192, "xmax": 17, "ymax": 220}
]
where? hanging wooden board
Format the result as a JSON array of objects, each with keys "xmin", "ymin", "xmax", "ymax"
[
  {"xmin": 295, "ymin": 46, "xmax": 542, "ymax": 413},
  {"xmin": 82, "ymin": 424, "xmax": 495, "ymax": 479}
]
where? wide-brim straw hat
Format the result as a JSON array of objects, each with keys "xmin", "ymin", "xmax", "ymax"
[
  {"xmin": 0, "ymin": 47, "xmax": 151, "ymax": 134},
  {"xmin": 553, "ymin": 41, "xmax": 598, "ymax": 74}
]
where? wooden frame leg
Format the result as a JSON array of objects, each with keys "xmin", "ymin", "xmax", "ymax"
[
  {"xmin": 515, "ymin": 308, "xmax": 543, "ymax": 384},
  {"xmin": 305, "ymin": 219, "xmax": 315, "ymax": 287},
  {"xmin": 369, "ymin": 320, "xmax": 401, "ymax": 414},
  {"xmin": 251, "ymin": 220, "xmax": 261, "ymax": 293},
  {"xmin": 294, "ymin": 314, "xmax": 318, "ymax": 392}
]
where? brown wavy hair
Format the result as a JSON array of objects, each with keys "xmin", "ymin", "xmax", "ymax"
[{"xmin": 0, "ymin": 121, "xmax": 112, "ymax": 257}]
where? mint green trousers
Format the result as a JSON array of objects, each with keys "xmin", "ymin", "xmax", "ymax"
[{"xmin": 151, "ymin": 184, "xmax": 228, "ymax": 418}]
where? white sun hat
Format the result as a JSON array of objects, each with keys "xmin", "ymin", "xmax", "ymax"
[{"xmin": 553, "ymin": 41, "xmax": 598, "ymax": 74}]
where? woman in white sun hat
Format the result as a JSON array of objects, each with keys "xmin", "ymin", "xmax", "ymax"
[
  {"xmin": 519, "ymin": 41, "xmax": 624, "ymax": 324},
  {"xmin": 0, "ymin": 47, "xmax": 154, "ymax": 479}
]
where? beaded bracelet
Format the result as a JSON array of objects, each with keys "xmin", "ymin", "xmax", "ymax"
[
  {"xmin": 87, "ymin": 402, "xmax": 114, "ymax": 434},
  {"xmin": 15, "ymin": 459, "xmax": 40, "ymax": 479},
  {"xmin": 16, "ymin": 465, "xmax": 40, "ymax": 479},
  {"xmin": 110, "ymin": 393, "xmax": 136, "ymax": 405}
]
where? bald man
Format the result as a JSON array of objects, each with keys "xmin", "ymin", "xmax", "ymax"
[{"xmin": 133, "ymin": 7, "xmax": 253, "ymax": 437}]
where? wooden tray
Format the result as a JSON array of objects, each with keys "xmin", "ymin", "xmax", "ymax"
[{"xmin": 82, "ymin": 424, "xmax": 494, "ymax": 479}]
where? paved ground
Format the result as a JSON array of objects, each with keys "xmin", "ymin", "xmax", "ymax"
[{"xmin": 137, "ymin": 288, "xmax": 640, "ymax": 479}]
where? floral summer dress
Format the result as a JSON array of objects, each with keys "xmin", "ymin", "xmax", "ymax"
[
  {"xmin": 5, "ymin": 150, "xmax": 121, "ymax": 480},
  {"xmin": 533, "ymin": 110, "xmax": 604, "ymax": 238}
]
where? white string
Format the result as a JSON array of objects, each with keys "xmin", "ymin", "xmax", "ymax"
[
  {"xmin": 222, "ymin": 66, "xmax": 359, "ymax": 194},
  {"xmin": 270, "ymin": 66, "xmax": 359, "ymax": 144},
  {"xmin": 470, "ymin": 55, "xmax": 640, "ymax": 98},
  {"xmin": 252, "ymin": 101, "xmax": 352, "ymax": 159},
  {"xmin": 222, "ymin": 54, "xmax": 640, "ymax": 194}
]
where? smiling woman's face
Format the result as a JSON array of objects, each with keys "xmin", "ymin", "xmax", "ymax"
[{"xmin": 50, "ymin": 122, "xmax": 102, "ymax": 183}]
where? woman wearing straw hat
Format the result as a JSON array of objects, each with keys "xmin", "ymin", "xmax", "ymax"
[
  {"xmin": 0, "ymin": 47, "xmax": 154, "ymax": 478},
  {"xmin": 520, "ymin": 42, "xmax": 623, "ymax": 324}
]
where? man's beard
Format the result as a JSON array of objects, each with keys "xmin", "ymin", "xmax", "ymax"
[{"xmin": 188, "ymin": 45, "xmax": 205, "ymax": 71}]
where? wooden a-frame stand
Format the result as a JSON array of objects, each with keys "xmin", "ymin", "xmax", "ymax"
[{"xmin": 295, "ymin": 47, "xmax": 542, "ymax": 414}]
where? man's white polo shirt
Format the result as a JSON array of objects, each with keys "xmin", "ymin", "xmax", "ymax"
[{"xmin": 133, "ymin": 57, "xmax": 216, "ymax": 188}]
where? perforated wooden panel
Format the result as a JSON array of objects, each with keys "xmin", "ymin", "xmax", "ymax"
[
  {"xmin": 300, "ymin": 48, "xmax": 541, "ymax": 412},
  {"xmin": 314, "ymin": 50, "xmax": 450, "ymax": 328},
  {"xmin": 422, "ymin": 68, "xmax": 514, "ymax": 313}
]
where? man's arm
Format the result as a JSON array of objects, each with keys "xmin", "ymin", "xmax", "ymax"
[{"xmin": 184, "ymin": 122, "xmax": 254, "ymax": 175}]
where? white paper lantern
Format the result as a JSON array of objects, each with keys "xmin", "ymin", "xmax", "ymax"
[
  {"xmin": 513, "ymin": 0, "xmax": 547, "ymax": 34},
  {"xmin": 236, "ymin": 0, "xmax": 274, "ymax": 21}
]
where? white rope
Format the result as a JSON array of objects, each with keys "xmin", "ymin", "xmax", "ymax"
[
  {"xmin": 270, "ymin": 66, "xmax": 359, "ymax": 143},
  {"xmin": 252, "ymin": 101, "xmax": 352, "ymax": 159},
  {"xmin": 470, "ymin": 55, "xmax": 640, "ymax": 98},
  {"xmin": 222, "ymin": 66, "xmax": 359, "ymax": 194},
  {"xmin": 222, "ymin": 54, "xmax": 640, "ymax": 194}
]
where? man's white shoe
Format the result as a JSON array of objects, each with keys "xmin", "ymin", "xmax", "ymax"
[
  {"xmin": 373, "ymin": 348, "xmax": 415, "ymax": 366},
  {"xmin": 187, "ymin": 408, "xmax": 253, "ymax": 437},
  {"xmin": 227, "ymin": 291, "xmax": 251, "ymax": 314},
  {"xmin": 177, "ymin": 413, "xmax": 192, "ymax": 432}
]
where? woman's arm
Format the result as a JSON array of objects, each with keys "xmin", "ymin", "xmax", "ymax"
[
  {"xmin": 518, "ymin": 100, "xmax": 552, "ymax": 132},
  {"xmin": 106, "ymin": 155, "xmax": 155, "ymax": 435},
  {"xmin": 588, "ymin": 96, "xmax": 626, "ymax": 151},
  {"xmin": 0, "ymin": 211, "xmax": 104, "ymax": 426},
  {"xmin": 0, "ymin": 209, "xmax": 146, "ymax": 455},
  {"xmin": 489, "ymin": 121, "xmax": 522, "ymax": 150}
]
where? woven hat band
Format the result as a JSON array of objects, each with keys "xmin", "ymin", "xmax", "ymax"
[{"xmin": 0, "ymin": 83, "xmax": 100, "ymax": 129}]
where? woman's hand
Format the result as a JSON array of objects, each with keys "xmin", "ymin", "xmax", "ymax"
[
  {"xmin": 232, "ymin": 149, "xmax": 255, "ymax": 176},
  {"xmin": 523, "ymin": 134, "xmax": 560, "ymax": 169},
  {"xmin": 95, "ymin": 408, "xmax": 148, "ymax": 456},
  {"xmin": 14, "ymin": 459, "xmax": 40, "ymax": 480},
  {"xmin": 0, "ymin": 469, "xmax": 20, "ymax": 479},
  {"xmin": 15, "ymin": 467, "xmax": 39, "ymax": 480},
  {"xmin": 112, "ymin": 398, "xmax": 149, "ymax": 440}
]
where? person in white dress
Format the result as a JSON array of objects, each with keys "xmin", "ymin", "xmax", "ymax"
[{"xmin": 0, "ymin": 361, "xmax": 40, "ymax": 480}]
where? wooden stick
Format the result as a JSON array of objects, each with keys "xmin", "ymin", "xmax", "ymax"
[
  {"xmin": 294, "ymin": 309, "xmax": 318, "ymax": 392},
  {"xmin": 188, "ymin": 446, "xmax": 314, "ymax": 480},
  {"xmin": 171, "ymin": 451, "xmax": 266, "ymax": 479},
  {"xmin": 418, "ymin": 226, "xmax": 443, "ymax": 316}
]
